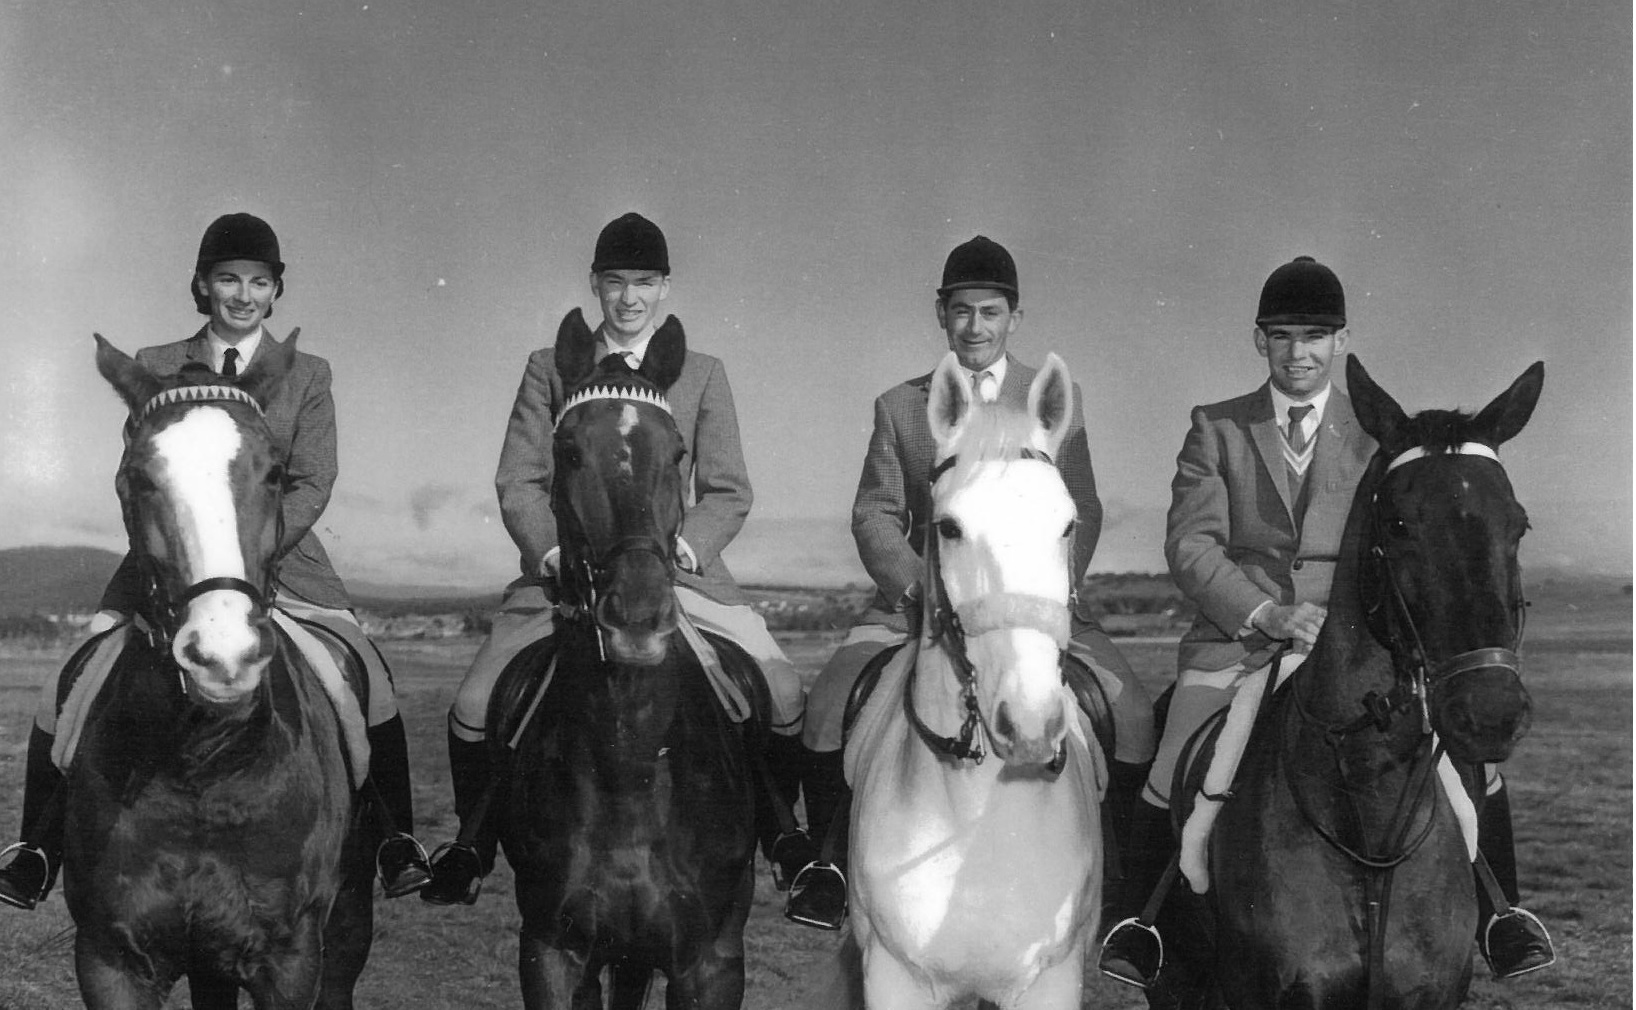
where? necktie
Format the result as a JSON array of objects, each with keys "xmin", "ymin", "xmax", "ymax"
[
  {"xmin": 974, "ymin": 370, "xmax": 998, "ymax": 403},
  {"xmin": 221, "ymin": 348, "xmax": 240, "ymax": 378},
  {"xmin": 1286, "ymin": 405, "xmax": 1314, "ymax": 453}
]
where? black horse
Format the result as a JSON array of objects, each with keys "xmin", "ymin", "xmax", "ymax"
[
  {"xmin": 491, "ymin": 325, "xmax": 758, "ymax": 1008},
  {"xmin": 66, "ymin": 337, "xmax": 375, "ymax": 1009},
  {"xmin": 1158, "ymin": 356, "xmax": 1544, "ymax": 1010}
]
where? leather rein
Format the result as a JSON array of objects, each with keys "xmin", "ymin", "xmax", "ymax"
[{"xmin": 904, "ymin": 448, "xmax": 1072, "ymax": 769}]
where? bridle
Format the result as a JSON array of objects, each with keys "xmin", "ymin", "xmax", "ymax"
[
  {"xmin": 550, "ymin": 384, "xmax": 683, "ymax": 663},
  {"xmin": 1357, "ymin": 442, "xmax": 1527, "ymax": 738},
  {"xmin": 905, "ymin": 448, "xmax": 1073, "ymax": 768},
  {"xmin": 124, "ymin": 385, "xmax": 282, "ymax": 658}
]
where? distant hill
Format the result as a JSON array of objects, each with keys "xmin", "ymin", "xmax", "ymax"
[{"xmin": 0, "ymin": 546, "xmax": 124, "ymax": 615}]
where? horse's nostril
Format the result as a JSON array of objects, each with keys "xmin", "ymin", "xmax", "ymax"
[{"xmin": 994, "ymin": 703, "xmax": 1015, "ymax": 743}]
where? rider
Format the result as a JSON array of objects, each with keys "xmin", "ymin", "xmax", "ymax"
[
  {"xmin": 0, "ymin": 212, "xmax": 431, "ymax": 910},
  {"xmin": 784, "ymin": 234, "xmax": 1156, "ymax": 931},
  {"xmin": 1097, "ymin": 255, "xmax": 1556, "ymax": 987},
  {"xmin": 421, "ymin": 211, "xmax": 816, "ymax": 906}
]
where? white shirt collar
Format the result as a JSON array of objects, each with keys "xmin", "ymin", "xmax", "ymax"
[
  {"xmin": 1269, "ymin": 380, "xmax": 1331, "ymax": 432},
  {"xmin": 206, "ymin": 327, "xmax": 264, "ymax": 374},
  {"xmin": 596, "ymin": 322, "xmax": 657, "ymax": 366},
  {"xmin": 965, "ymin": 355, "xmax": 1008, "ymax": 389}
]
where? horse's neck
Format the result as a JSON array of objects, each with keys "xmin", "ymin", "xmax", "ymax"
[
  {"xmin": 1296, "ymin": 465, "xmax": 1428, "ymax": 768},
  {"xmin": 560, "ymin": 629, "xmax": 685, "ymax": 764}
]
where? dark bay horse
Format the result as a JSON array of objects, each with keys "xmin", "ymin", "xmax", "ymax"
[
  {"xmin": 1163, "ymin": 357, "xmax": 1543, "ymax": 1010},
  {"xmin": 68, "ymin": 336, "xmax": 374, "ymax": 1010},
  {"xmin": 492, "ymin": 326, "xmax": 757, "ymax": 1008}
]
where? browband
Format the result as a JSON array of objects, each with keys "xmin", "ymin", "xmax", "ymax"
[
  {"xmin": 139, "ymin": 385, "xmax": 263, "ymax": 421},
  {"xmin": 1385, "ymin": 442, "xmax": 1500, "ymax": 473},
  {"xmin": 558, "ymin": 383, "xmax": 673, "ymax": 420}
]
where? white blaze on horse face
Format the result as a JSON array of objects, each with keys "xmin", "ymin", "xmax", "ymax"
[
  {"xmin": 153, "ymin": 407, "xmax": 266, "ymax": 703},
  {"xmin": 615, "ymin": 405, "xmax": 639, "ymax": 475},
  {"xmin": 939, "ymin": 460, "xmax": 1074, "ymax": 760}
]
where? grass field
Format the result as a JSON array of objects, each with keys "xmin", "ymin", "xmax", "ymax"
[{"xmin": 0, "ymin": 578, "xmax": 1626, "ymax": 1008}]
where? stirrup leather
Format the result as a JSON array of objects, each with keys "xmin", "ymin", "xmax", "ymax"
[
  {"xmin": 0, "ymin": 843, "xmax": 51, "ymax": 910},
  {"xmin": 1481, "ymin": 906, "xmax": 1556, "ymax": 978},
  {"xmin": 1098, "ymin": 916, "xmax": 1164, "ymax": 989}
]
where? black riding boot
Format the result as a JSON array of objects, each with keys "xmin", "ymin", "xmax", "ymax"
[
  {"xmin": 1103, "ymin": 759, "xmax": 1151, "ymax": 903},
  {"xmin": 0, "ymin": 727, "xmax": 65, "ymax": 911},
  {"xmin": 1476, "ymin": 783, "xmax": 1555, "ymax": 978},
  {"xmin": 785, "ymin": 746, "xmax": 849, "ymax": 930},
  {"xmin": 422, "ymin": 729, "xmax": 497, "ymax": 906},
  {"xmin": 758, "ymin": 732, "xmax": 818, "ymax": 891},
  {"xmin": 1098, "ymin": 799, "xmax": 1177, "ymax": 988},
  {"xmin": 367, "ymin": 715, "xmax": 431, "ymax": 898}
]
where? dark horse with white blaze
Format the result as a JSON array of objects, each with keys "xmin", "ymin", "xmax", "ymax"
[
  {"xmin": 490, "ymin": 325, "xmax": 758, "ymax": 1008},
  {"xmin": 69, "ymin": 336, "xmax": 374, "ymax": 1009},
  {"xmin": 1157, "ymin": 356, "xmax": 1544, "ymax": 1010}
]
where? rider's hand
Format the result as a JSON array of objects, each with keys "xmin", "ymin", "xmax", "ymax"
[
  {"xmin": 1252, "ymin": 602, "xmax": 1327, "ymax": 649},
  {"xmin": 538, "ymin": 548, "xmax": 562, "ymax": 582},
  {"xmin": 674, "ymin": 537, "xmax": 699, "ymax": 574}
]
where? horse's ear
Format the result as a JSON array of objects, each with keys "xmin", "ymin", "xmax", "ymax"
[
  {"xmin": 554, "ymin": 308, "xmax": 598, "ymax": 388},
  {"xmin": 94, "ymin": 334, "xmax": 162, "ymax": 413},
  {"xmin": 1027, "ymin": 352, "xmax": 1074, "ymax": 459},
  {"xmin": 237, "ymin": 327, "xmax": 298, "ymax": 409},
  {"xmin": 639, "ymin": 315, "xmax": 687, "ymax": 390},
  {"xmin": 926, "ymin": 352, "xmax": 973, "ymax": 454},
  {"xmin": 1347, "ymin": 355, "xmax": 1410, "ymax": 450},
  {"xmin": 1469, "ymin": 361, "xmax": 1544, "ymax": 448}
]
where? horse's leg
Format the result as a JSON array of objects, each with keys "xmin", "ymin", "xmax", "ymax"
[
  {"xmin": 666, "ymin": 861, "xmax": 752, "ymax": 1010},
  {"xmin": 609, "ymin": 959, "xmax": 656, "ymax": 1010},
  {"xmin": 185, "ymin": 971, "xmax": 242, "ymax": 1010},
  {"xmin": 518, "ymin": 925, "xmax": 593, "ymax": 1010},
  {"xmin": 241, "ymin": 911, "xmax": 326, "ymax": 1010},
  {"xmin": 1006, "ymin": 948, "xmax": 1083, "ymax": 1010},
  {"xmin": 74, "ymin": 935, "xmax": 170, "ymax": 1010},
  {"xmin": 859, "ymin": 938, "xmax": 942, "ymax": 1010},
  {"xmin": 314, "ymin": 873, "xmax": 376, "ymax": 1010}
]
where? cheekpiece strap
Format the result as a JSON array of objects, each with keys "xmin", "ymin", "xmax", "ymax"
[
  {"xmin": 139, "ymin": 384, "xmax": 263, "ymax": 422},
  {"xmin": 556, "ymin": 384, "xmax": 673, "ymax": 421},
  {"xmin": 1385, "ymin": 442, "xmax": 1500, "ymax": 473}
]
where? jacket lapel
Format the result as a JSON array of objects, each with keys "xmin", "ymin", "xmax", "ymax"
[
  {"xmin": 997, "ymin": 353, "xmax": 1034, "ymax": 408},
  {"xmin": 1305, "ymin": 388, "xmax": 1357, "ymax": 503},
  {"xmin": 1247, "ymin": 384, "xmax": 1296, "ymax": 521},
  {"xmin": 185, "ymin": 328, "xmax": 211, "ymax": 365}
]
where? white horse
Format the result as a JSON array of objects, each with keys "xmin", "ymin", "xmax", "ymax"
[{"xmin": 846, "ymin": 352, "xmax": 1105, "ymax": 1009}]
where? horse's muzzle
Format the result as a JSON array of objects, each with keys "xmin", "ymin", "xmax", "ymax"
[
  {"xmin": 597, "ymin": 573, "xmax": 679, "ymax": 667},
  {"xmin": 1432, "ymin": 663, "xmax": 1532, "ymax": 764},
  {"xmin": 173, "ymin": 593, "xmax": 276, "ymax": 705}
]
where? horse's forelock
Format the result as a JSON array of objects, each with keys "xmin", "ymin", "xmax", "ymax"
[{"xmin": 941, "ymin": 403, "xmax": 1038, "ymax": 472}]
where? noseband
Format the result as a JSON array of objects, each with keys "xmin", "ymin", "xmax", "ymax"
[
  {"xmin": 127, "ymin": 385, "xmax": 281, "ymax": 656},
  {"xmin": 908, "ymin": 448, "xmax": 1071, "ymax": 767},
  {"xmin": 1360, "ymin": 443, "xmax": 1526, "ymax": 736}
]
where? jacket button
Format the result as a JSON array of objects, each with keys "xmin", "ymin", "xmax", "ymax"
[{"xmin": 1291, "ymin": 559, "xmax": 1305, "ymax": 571}]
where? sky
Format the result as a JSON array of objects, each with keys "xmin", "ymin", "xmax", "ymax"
[{"xmin": 1, "ymin": 0, "xmax": 1629, "ymax": 591}]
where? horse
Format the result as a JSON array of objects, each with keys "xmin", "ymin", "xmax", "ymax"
[
  {"xmin": 845, "ymin": 352, "xmax": 1104, "ymax": 1010},
  {"xmin": 491, "ymin": 327, "xmax": 759, "ymax": 1009},
  {"xmin": 66, "ymin": 335, "xmax": 375, "ymax": 1010},
  {"xmin": 1161, "ymin": 356, "xmax": 1544, "ymax": 1010}
]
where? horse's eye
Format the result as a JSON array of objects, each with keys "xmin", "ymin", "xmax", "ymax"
[
  {"xmin": 559, "ymin": 445, "xmax": 583, "ymax": 469},
  {"xmin": 1062, "ymin": 519, "xmax": 1076, "ymax": 539},
  {"xmin": 936, "ymin": 518, "xmax": 962, "ymax": 541}
]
